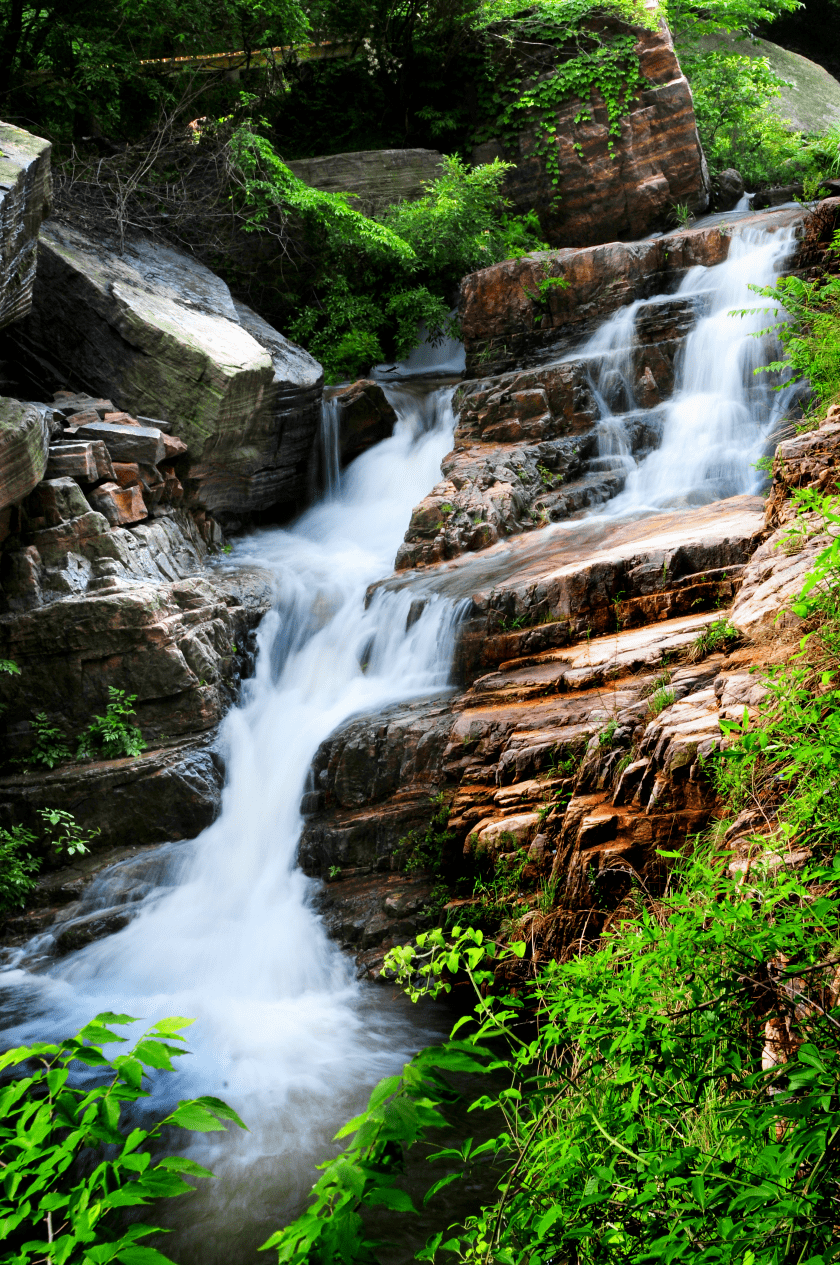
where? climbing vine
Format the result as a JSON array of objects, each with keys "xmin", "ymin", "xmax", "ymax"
[{"xmin": 474, "ymin": 0, "xmax": 657, "ymax": 197}]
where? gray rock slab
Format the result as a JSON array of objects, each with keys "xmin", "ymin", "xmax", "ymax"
[{"xmin": 0, "ymin": 122, "xmax": 51, "ymax": 330}]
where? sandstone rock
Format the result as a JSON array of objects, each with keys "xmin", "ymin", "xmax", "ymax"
[
  {"xmin": 0, "ymin": 397, "xmax": 50, "ymax": 511},
  {"xmin": 111, "ymin": 462, "xmax": 142, "ymax": 488},
  {"xmin": 52, "ymin": 394, "xmax": 114, "ymax": 420},
  {"xmin": 87, "ymin": 481, "xmax": 147, "ymax": 526},
  {"xmin": 459, "ymin": 203, "xmax": 813, "ymax": 377},
  {"xmin": 491, "ymin": 10, "xmax": 708, "ymax": 250},
  {"xmin": 0, "ymin": 122, "xmax": 51, "ymax": 330},
  {"xmin": 45, "ymin": 443, "xmax": 99, "ymax": 483},
  {"xmin": 386, "ymin": 495, "xmax": 765, "ymax": 680},
  {"xmin": 15, "ymin": 224, "xmax": 323, "ymax": 519}
]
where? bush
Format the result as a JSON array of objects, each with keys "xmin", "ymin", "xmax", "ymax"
[
  {"xmin": 0, "ymin": 1013, "xmax": 245, "ymax": 1264},
  {"xmin": 0, "ymin": 809, "xmax": 98, "ymax": 913},
  {"xmin": 76, "ymin": 688, "xmax": 147, "ymax": 761}
]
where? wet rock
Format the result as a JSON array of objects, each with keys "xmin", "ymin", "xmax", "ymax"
[
  {"xmin": 15, "ymin": 224, "xmax": 323, "ymax": 519},
  {"xmin": 714, "ymin": 168, "xmax": 745, "ymax": 212},
  {"xmin": 330, "ymin": 380, "xmax": 398, "ymax": 465},
  {"xmin": 459, "ymin": 203, "xmax": 813, "ymax": 378},
  {"xmin": 0, "ymin": 738, "xmax": 224, "ymax": 851}
]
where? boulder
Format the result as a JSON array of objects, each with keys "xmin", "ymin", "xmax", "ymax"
[
  {"xmin": 286, "ymin": 149, "xmax": 443, "ymax": 216},
  {"xmin": 15, "ymin": 223, "xmax": 324, "ymax": 519},
  {"xmin": 0, "ymin": 398, "xmax": 50, "ymax": 512},
  {"xmin": 488, "ymin": 9, "xmax": 708, "ymax": 249},
  {"xmin": 714, "ymin": 168, "xmax": 745, "ymax": 211},
  {"xmin": 0, "ymin": 122, "xmax": 51, "ymax": 330}
]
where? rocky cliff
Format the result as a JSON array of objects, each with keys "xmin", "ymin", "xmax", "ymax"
[{"xmin": 0, "ymin": 123, "xmax": 51, "ymax": 331}]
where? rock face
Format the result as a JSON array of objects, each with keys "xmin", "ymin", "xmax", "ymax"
[
  {"xmin": 286, "ymin": 149, "xmax": 443, "ymax": 215},
  {"xmin": 0, "ymin": 122, "xmax": 51, "ymax": 331},
  {"xmin": 483, "ymin": 7, "xmax": 708, "ymax": 250},
  {"xmin": 14, "ymin": 223, "xmax": 323, "ymax": 520},
  {"xmin": 459, "ymin": 203, "xmax": 810, "ymax": 378}
]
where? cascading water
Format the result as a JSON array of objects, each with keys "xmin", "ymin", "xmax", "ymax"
[
  {"xmin": 0, "ymin": 379, "xmax": 462, "ymax": 1261},
  {"xmin": 0, "ymin": 220, "xmax": 805, "ymax": 1259},
  {"xmin": 583, "ymin": 226, "xmax": 802, "ymax": 516}
]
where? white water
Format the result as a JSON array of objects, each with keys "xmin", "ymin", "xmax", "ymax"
[
  {"xmin": 0, "ymin": 222, "xmax": 804, "ymax": 1257},
  {"xmin": 585, "ymin": 226, "xmax": 801, "ymax": 514},
  {"xmin": 0, "ymin": 380, "xmax": 461, "ymax": 1258}
]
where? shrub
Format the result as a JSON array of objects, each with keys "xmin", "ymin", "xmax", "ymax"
[
  {"xmin": 0, "ymin": 1013, "xmax": 245, "ymax": 1264},
  {"xmin": 25, "ymin": 712, "xmax": 72, "ymax": 769},
  {"xmin": 0, "ymin": 810, "xmax": 98, "ymax": 913},
  {"xmin": 76, "ymin": 688, "xmax": 147, "ymax": 761}
]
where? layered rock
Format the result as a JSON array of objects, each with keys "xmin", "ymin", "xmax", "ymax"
[
  {"xmin": 480, "ymin": 6, "xmax": 708, "ymax": 251},
  {"xmin": 0, "ymin": 400, "xmax": 52, "ymax": 523},
  {"xmin": 459, "ymin": 203, "xmax": 811, "ymax": 377},
  {"xmin": 13, "ymin": 223, "xmax": 323, "ymax": 520},
  {"xmin": 286, "ymin": 149, "xmax": 443, "ymax": 216},
  {"xmin": 0, "ymin": 122, "xmax": 51, "ymax": 330}
]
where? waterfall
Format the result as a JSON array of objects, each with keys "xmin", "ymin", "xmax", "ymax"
[
  {"xmin": 584, "ymin": 226, "xmax": 801, "ymax": 515},
  {"xmin": 0, "ymin": 221, "xmax": 806, "ymax": 1260},
  {"xmin": 317, "ymin": 395, "xmax": 342, "ymax": 498},
  {"xmin": 0, "ymin": 382, "xmax": 462, "ymax": 1260}
]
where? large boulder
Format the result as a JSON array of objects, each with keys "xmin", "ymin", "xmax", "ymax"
[
  {"xmin": 286, "ymin": 149, "xmax": 443, "ymax": 215},
  {"xmin": 0, "ymin": 122, "xmax": 51, "ymax": 330},
  {"xmin": 0, "ymin": 398, "xmax": 50, "ymax": 517},
  {"xmin": 481, "ymin": 7, "xmax": 709, "ymax": 249},
  {"xmin": 14, "ymin": 223, "xmax": 323, "ymax": 520}
]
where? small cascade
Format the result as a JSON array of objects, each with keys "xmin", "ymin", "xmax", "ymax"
[
  {"xmin": 612, "ymin": 226, "xmax": 801, "ymax": 512},
  {"xmin": 317, "ymin": 394, "xmax": 342, "ymax": 498}
]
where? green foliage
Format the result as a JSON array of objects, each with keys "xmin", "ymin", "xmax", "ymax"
[
  {"xmin": 0, "ymin": 809, "xmax": 98, "ymax": 912},
  {"xmin": 0, "ymin": 659, "xmax": 19, "ymax": 676},
  {"xmin": 0, "ymin": 825, "xmax": 40, "ymax": 912},
  {"xmin": 76, "ymin": 688, "xmax": 147, "ymax": 762},
  {"xmin": 0, "ymin": 1013, "xmax": 245, "ymax": 1263},
  {"xmin": 0, "ymin": 0, "xmax": 310, "ymax": 142},
  {"xmin": 242, "ymin": 149, "xmax": 526, "ymax": 381},
  {"xmin": 688, "ymin": 617, "xmax": 741, "ymax": 661},
  {"xmin": 681, "ymin": 47, "xmax": 802, "ymax": 187},
  {"xmin": 664, "ymin": 0, "xmax": 802, "ymax": 40},
  {"xmin": 395, "ymin": 794, "xmax": 454, "ymax": 888},
  {"xmin": 39, "ymin": 807, "xmax": 99, "ymax": 858},
  {"xmin": 646, "ymin": 684, "xmax": 676, "ymax": 716},
  {"xmin": 24, "ymin": 712, "xmax": 72, "ymax": 769}
]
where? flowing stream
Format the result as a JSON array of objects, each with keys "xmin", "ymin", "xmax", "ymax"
[{"xmin": 0, "ymin": 219, "xmax": 803, "ymax": 1259}]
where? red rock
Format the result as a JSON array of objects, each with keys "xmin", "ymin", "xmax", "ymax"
[
  {"xmin": 103, "ymin": 411, "xmax": 139, "ymax": 426},
  {"xmin": 161, "ymin": 433, "xmax": 188, "ymax": 460},
  {"xmin": 111, "ymin": 462, "xmax": 141, "ymax": 489},
  {"xmin": 88, "ymin": 481, "xmax": 147, "ymax": 525},
  {"xmin": 64, "ymin": 409, "xmax": 101, "ymax": 432}
]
